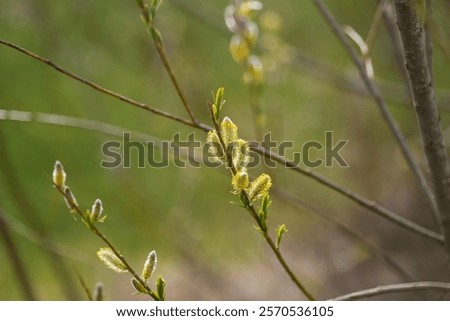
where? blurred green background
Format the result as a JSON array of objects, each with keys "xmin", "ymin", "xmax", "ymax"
[{"xmin": 1, "ymin": 0, "xmax": 450, "ymax": 300}]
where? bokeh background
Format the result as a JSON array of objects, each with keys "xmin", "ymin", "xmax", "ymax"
[{"xmin": 1, "ymin": 0, "xmax": 450, "ymax": 300}]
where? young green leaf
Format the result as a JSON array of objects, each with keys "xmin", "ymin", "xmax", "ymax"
[
  {"xmin": 275, "ymin": 224, "xmax": 288, "ymax": 249},
  {"xmin": 155, "ymin": 276, "xmax": 166, "ymax": 301}
]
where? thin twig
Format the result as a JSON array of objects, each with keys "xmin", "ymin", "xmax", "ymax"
[
  {"xmin": 313, "ymin": 0, "xmax": 441, "ymax": 232},
  {"xmin": 0, "ymin": 39, "xmax": 198, "ymax": 130},
  {"xmin": 54, "ymin": 186, "xmax": 160, "ymax": 301},
  {"xmin": 0, "ymin": 209, "xmax": 37, "ymax": 300},
  {"xmin": 0, "ymin": 40, "xmax": 443, "ymax": 243},
  {"xmin": 136, "ymin": 1, "xmax": 198, "ymax": 124},
  {"xmin": 330, "ymin": 281, "xmax": 450, "ymax": 300},
  {"xmin": 366, "ymin": 0, "xmax": 388, "ymax": 52},
  {"xmin": 393, "ymin": 0, "xmax": 450, "ymax": 264}
]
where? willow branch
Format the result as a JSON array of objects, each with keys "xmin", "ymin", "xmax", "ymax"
[
  {"xmin": 313, "ymin": 0, "xmax": 441, "ymax": 232},
  {"xmin": 393, "ymin": 0, "xmax": 450, "ymax": 263},
  {"xmin": 54, "ymin": 186, "xmax": 160, "ymax": 301},
  {"xmin": 0, "ymin": 40, "xmax": 443, "ymax": 244},
  {"xmin": 331, "ymin": 281, "xmax": 450, "ymax": 300},
  {"xmin": 136, "ymin": 1, "xmax": 197, "ymax": 124},
  {"xmin": 209, "ymin": 105, "xmax": 315, "ymax": 301}
]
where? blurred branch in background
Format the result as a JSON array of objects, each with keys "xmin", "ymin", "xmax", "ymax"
[
  {"xmin": 0, "ymin": 209, "xmax": 36, "ymax": 300},
  {"xmin": 135, "ymin": 0, "xmax": 198, "ymax": 124},
  {"xmin": 0, "ymin": 126, "xmax": 80, "ymax": 299},
  {"xmin": 330, "ymin": 281, "xmax": 450, "ymax": 301}
]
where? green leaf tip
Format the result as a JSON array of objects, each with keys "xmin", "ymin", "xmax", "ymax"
[
  {"xmin": 275, "ymin": 224, "xmax": 288, "ymax": 249},
  {"xmin": 211, "ymin": 87, "xmax": 226, "ymax": 121},
  {"xmin": 155, "ymin": 276, "xmax": 166, "ymax": 301}
]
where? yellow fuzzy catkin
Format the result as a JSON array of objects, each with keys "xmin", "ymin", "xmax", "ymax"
[
  {"xmin": 247, "ymin": 173, "xmax": 272, "ymax": 201},
  {"xmin": 243, "ymin": 55, "xmax": 264, "ymax": 85},
  {"xmin": 232, "ymin": 171, "xmax": 250, "ymax": 191},
  {"xmin": 97, "ymin": 248, "xmax": 128, "ymax": 273},
  {"xmin": 206, "ymin": 130, "xmax": 224, "ymax": 161},
  {"xmin": 229, "ymin": 35, "xmax": 250, "ymax": 63},
  {"xmin": 220, "ymin": 117, "xmax": 238, "ymax": 147},
  {"xmin": 232, "ymin": 139, "xmax": 250, "ymax": 172}
]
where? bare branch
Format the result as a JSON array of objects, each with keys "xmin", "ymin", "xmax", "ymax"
[
  {"xmin": 313, "ymin": 0, "xmax": 441, "ymax": 239},
  {"xmin": 331, "ymin": 281, "xmax": 450, "ymax": 300},
  {"xmin": 0, "ymin": 39, "xmax": 200, "ymax": 131},
  {"xmin": 393, "ymin": 0, "xmax": 450, "ymax": 263}
]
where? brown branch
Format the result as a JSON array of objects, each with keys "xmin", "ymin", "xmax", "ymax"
[
  {"xmin": 393, "ymin": 0, "xmax": 450, "ymax": 264},
  {"xmin": 136, "ymin": 1, "xmax": 198, "ymax": 124},
  {"xmin": 380, "ymin": 1, "xmax": 415, "ymax": 107},
  {"xmin": 0, "ymin": 39, "xmax": 198, "ymax": 130},
  {"xmin": 330, "ymin": 281, "xmax": 450, "ymax": 300},
  {"xmin": 313, "ymin": 0, "xmax": 442, "ymax": 239}
]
